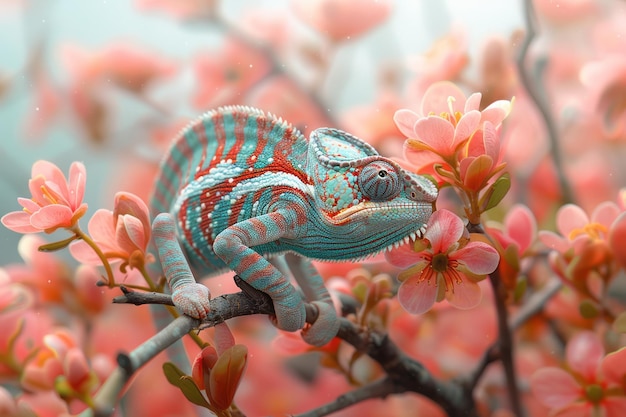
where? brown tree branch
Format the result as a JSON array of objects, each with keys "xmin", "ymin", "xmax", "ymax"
[{"xmin": 113, "ymin": 278, "xmax": 475, "ymax": 417}]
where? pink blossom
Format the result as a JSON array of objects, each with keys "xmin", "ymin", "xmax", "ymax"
[
  {"xmin": 1, "ymin": 160, "xmax": 87, "ymax": 234},
  {"xmin": 580, "ymin": 55, "xmax": 626, "ymax": 140},
  {"xmin": 192, "ymin": 38, "xmax": 272, "ymax": 110},
  {"xmin": 531, "ymin": 331, "xmax": 626, "ymax": 417},
  {"xmin": 290, "ymin": 0, "xmax": 392, "ymax": 42},
  {"xmin": 21, "ymin": 330, "xmax": 79, "ymax": 391},
  {"xmin": 407, "ymin": 29, "xmax": 469, "ymax": 100},
  {"xmin": 538, "ymin": 202, "xmax": 621, "ymax": 256},
  {"xmin": 385, "ymin": 209, "xmax": 500, "ymax": 314},
  {"xmin": 62, "ymin": 43, "xmax": 175, "ymax": 143},
  {"xmin": 69, "ymin": 192, "xmax": 153, "ymax": 270},
  {"xmin": 394, "ymin": 81, "xmax": 511, "ymax": 174}
]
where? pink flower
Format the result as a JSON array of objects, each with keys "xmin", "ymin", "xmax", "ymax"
[
  {"xmin": 290, "ymin": 0, "xmax": 392, "ymax": 42},
  {"xmin": 486, "ymin": 204, "xmax": 538, "ymax": 290},
  {"xmin": 69, "ymin": 192, "xmax": 153, "ymax": 270},
  {"xmin": 386, "ymin": 209, "xmax": 500, "ymax": 314},
  {"xmin": 62, "ymin": 43, "xmax": 175, "ymax": 143},
  {"xmin": 580, "ymin": 55, "xmax": 626, "ymax": 141},
  {"xmin": 407, "ymin": 28, "xmax": 469, "ymax": 100},
  {"xmin": 21, "ymin": 330, "xmax": 82, "ymax": 392},
  {"xmin": 531, "ymin": 331, "xmax": 626, "ymax": 417},
  {"xmin": 192, "ymin": 38, "xmax": 272, "ymax": 110},
  {"xmin": 539, "ymin": 202, "xmax": 621, "ymax": 256},
  {"xmin": 1, "ymin": 160, "xmax": 87, "ymax": 234},
  {"xmin": 394, "ymin": 81, "xmax": 511, "ymax": 174}
]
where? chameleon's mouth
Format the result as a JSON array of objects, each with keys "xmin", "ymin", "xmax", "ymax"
[{"xmin": 331, "ymin": 200, "xmax": 432, "ymax": 223}]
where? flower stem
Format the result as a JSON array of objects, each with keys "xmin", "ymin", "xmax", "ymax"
[
  {"xmin": 469, "ymin": 222, "xmax": 524, "ymax": 417},
  {"xmin": 71, "ymin": 225, "xmax": 116, "ymax": 287}
]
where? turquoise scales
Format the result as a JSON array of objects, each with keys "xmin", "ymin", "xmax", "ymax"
[{"xmin": 149, "ymin": 106, "xmax": 438, "ymax": 345}]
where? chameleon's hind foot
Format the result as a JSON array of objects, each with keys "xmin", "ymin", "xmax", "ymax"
[
  {"xmin": 301, "ymin": 301, "xmax": 340, "ymax": 346},
  {"xmin": 172, "ymin": 283, "xmax": 211, "ymax": 320}
]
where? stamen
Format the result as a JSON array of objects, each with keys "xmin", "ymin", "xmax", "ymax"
[
  {"xmin": 568, "ymin": 222, "xmax": 608, "ymax": 241},
  {"xmin": 40, "ymin": 185, "xmax": 59, "ymax": 205}
]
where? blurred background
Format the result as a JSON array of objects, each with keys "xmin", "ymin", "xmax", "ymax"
[{"xmin": 0, "ymin": 0, "xmax": 525, "ymax": 264}]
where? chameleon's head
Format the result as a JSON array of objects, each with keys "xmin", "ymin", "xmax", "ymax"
[{"xmin": 308, "ymin": 128, "xmax": 438, "ymax": 244}]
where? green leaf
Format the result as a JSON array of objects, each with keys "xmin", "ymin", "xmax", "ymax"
[
  {"xmin": 38, "ymin": 235, "xmax": 79, "ymax": 252},
  {"xmin": 613, "ymin": 311, "xmax": 626, "ymax": 333},
  {"xmin": 579, "ymin": 299, "xmax": 599, "ymax": 319},
  {"xmin": 513, "ymin": 276, "xmax": 527, "ymax": 303},
  {"xmin": 162, "ymin": 362, "xmax": 212, "ymax": 409},
  {"xmin": 481, "ymin": 172, "xmax": 511, "ymax": 212}
]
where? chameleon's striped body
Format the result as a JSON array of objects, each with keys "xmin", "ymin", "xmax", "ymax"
[{"xmin": 150, "ymin": 106, "xmax": 437, "ymax": 345}]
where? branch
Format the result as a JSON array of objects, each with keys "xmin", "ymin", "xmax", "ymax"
[
  {"xmin": 293, "ymin": 377, "xmax": 403, "ymax": 417},
  {"xmin": 337, "ymin": 320, "xmax": 475, "ymax": 417},
  {"xmin": 80, "ymin": 315, "xmax": 198, "ymax": 417},
  {"xmin": 113, "ymin": 279, "xmax": 474, "ymax": 416},
  {"xmin": 517, "ymin": 0, "xmax": 574, "ymax": 204}
]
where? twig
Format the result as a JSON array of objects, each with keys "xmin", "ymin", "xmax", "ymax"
[
  {"xmin": 337, "ymin": 320, "xmax": 474, "ymax": 417},
  {"xmin": 517, "ymin": 0, "xmax": 574, "ymax": 204},
  {"xmin": 466, "ymin": 277, "xmax": 563, "ymax": 389},
  {"xmin": 293, "ymin": 377, "xmax": 403, "ymax": 417},
  {"xmin": 79, "ymin": 315, "xmax": 198, "ymax": 417}
]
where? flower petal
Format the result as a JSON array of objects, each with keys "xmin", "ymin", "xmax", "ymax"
[
  {"xmin": 30, "ymin": 205, "xmax": 73, "ymax": 230},
  {"xmin": 420, "ymin": 81, "xmax": 467, "ymax": 115},
  {"xmin": 609, "ymin": 212, "xmax": 626, "ymax": 269},
  {"xmin": 452, "ymin": 241, "xmax": 500, "ymax": 275},
  {"xmin": 600, "ymin": 346, "xmax": 626, "ymax": 386},
  {"xmin": 1, "ymin": 211, "xmax": 40, "ymax": 233},
  {"xmin": 530, "ymin": 367, "xmax": 582, "ymax": 408},
  {"xmin": 397, "ymin": 272, "xmax": 438, "ymax": 314},
  {"xmin": 481, "ymin": 100, "xmax": 512, "ymax": 126},
  {"xmin": 556, "ymin": 204, "xmax": 589, "ymax": 238},
  {"xmin": 385, "ymin": 240, "xmax": 427, "ymax": 268},
  {"xmin": 68, "ymin": 162, "xmax": 87, "ymax": 210},
  {"xmin": 604, "ymin": 397, "xmax": 626, "ymax": 417},
  {"xmin": 115, "ymin": 215, "xmax": 144, "ymax": 253},
  {"xmin": 424, "ymin": 210, "xmax": 465, "ymax": 254},
  {"xmin": 114, "ymin": 192, "xmax": 150, "ymax": 241},
  {"xmin": 505, "ymin": 204, "xmax": 537, "ymax": 255},
  {"xmin": 18, "ymin": 197, "xmax": 41, "ymax": 213},
  {"xmin": 32, "ymin": 160, "xmax": 67, "ymax": 188},
  {"xmin": 453, "ymin": 110, "xmax": 481, "ymax": 145},
  {"xmin": 413, "ymin": 116, "xmax": 456, "ymax": 156},
  {"xmin": 538, "ymin": 230, "xmax": 570, "ymax": 253},
  {"xmin": 566, "ymin": 331, "xmax": 604, "ymax": 381},
  {"xmin": 464, "ymin": 92, "xmax": 482, "ymax": 112},
  {"xmin": 87, "ymin": 209, "xmax": 116, "ymax": 244},
  {"xmin": 393, "ymin": 109, "xmax": 419, "ymax": 138},
  {"xmin": 445, "ymin": 276, "xmax": 481, "ymax": 309}
]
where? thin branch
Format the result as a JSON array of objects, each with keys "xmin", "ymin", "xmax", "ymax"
[
  {"xmin": 80, "ymin": 315, "xmax": 198, "ymax": 417},
  {"xmin": 293, "ymin": 377, "xmax": 403, "ymax": 417},
  {"xmin": 517, "ymin": 0, "xmax": 574, "ymax": 204},
  {"xmin": 337, "ymin": 320, "xmax": 475, "ymax": 417},
  {"xmin": 114, "ymin": 279, "xmax": 474, "ymax": 417},
  {"xmin": 466, "ymin": 277, "xmax": 563, "ymax": 389}
]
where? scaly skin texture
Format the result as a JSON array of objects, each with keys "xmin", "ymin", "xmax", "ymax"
[{"xmin": 150, "ymin": 106, "xmax": 437, "ymax": 345}]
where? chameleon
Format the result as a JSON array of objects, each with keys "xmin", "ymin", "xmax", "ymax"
[{"xmin": 149, "ymin": 105, "xmax": 437, "ymax": 346}]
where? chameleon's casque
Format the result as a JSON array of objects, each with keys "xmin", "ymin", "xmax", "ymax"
[{"xmin": 150, "ymin": 106, "xmax": 437, "ymax": 345}]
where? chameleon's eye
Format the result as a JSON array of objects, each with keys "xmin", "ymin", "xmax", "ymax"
[{"xmin": 359, "ymin": 161, "xmax": 401, "ymax": 201}]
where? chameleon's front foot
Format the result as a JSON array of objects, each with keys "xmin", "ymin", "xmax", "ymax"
[{"xmin": 172, "ymin": 283, "xmax": 211, "ymax": 320}]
